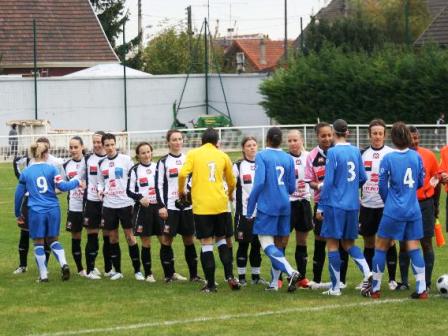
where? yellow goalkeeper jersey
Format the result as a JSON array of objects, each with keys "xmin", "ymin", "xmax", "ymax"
[{"xmin": 179, "ymin": 143, "xmax": 235, "ymax": 215}]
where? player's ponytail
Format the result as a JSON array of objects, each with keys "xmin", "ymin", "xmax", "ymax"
[
  {"xmin": 266, "ymin": 127, "xmax": 282, "ymax": 148},
  {"xmin": 391, "ymin": 122, "xmax": 412, "ymax": 149},
  {"xmin": 30, "ymin": 141, "xmax": 49, "ymax": 161}
]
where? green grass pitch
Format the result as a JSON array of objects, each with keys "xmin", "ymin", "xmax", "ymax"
[{"xmin": 1, "ymin": 157, "xmax": 448, "ymax": 336}]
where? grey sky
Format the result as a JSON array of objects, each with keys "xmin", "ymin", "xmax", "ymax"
[{"xmin": 123, "ymin": 0, "xmax": 327, "ymax": 43}]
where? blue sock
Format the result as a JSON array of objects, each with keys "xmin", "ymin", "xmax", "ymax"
[
  {"xmin": 372, "ymin": 249, "xmax": 386, "ymax": 292},
  {"xmin": 264, "ymin": 245, "xmax": 294, "ymax": 276},
  {"xmin": 328, "ymin": 250, "xmax": 341, "ymax": 291},
  {"xmin": 50, "ymin": 241, "xmax": 67, "ymax": 267},
  {"xmin": 408, "ymin": 248, "xmax": 426, "ymax": 294},
  {"xmin": 270, "ymin": 267, "xmax": 281, "ymax": 288},
  {"xmin": 34, "ymin": 244, "xmax": 48, "ymax": 279},
  {"xmin": 348, "ymin": 246, "xmax": 371, "ymax": 280}
]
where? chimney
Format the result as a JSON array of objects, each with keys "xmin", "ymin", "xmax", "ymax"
[{"xmin": 259, "ymin": 36, "xmax": 267, "ymax": 65}]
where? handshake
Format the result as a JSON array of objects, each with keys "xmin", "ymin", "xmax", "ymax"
[{"xmin": 175, "ymin": 192, "xmax": 192, "ymax": 210}]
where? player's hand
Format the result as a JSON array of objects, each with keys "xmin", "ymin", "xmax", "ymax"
[
  {"xmin": 228, "ymin": 193, "xmax": 234, "ymax": 202},
  {"xmin": 315, "ymin": 210, "xmax": 324, "ymax": 221},
  {"xmin": 159, "ymin": 207, "xmax": 168, "ymax": 220},
  {"xmin": 441, "ymin": 172, "xmax": 448, "ymax": 184},
  {"xmin": 98, "ymin": 191, "xmax": 104, "ymax": 201},
  {"xmin": 246, "ymin": 216, "xmax": 255, "ymax": 223},
  {"xmin": 78, "ymin": 180, "xmax": 86, "ymax": 190},
  {"xmin": 17, "ymin": 216, "xmax": 25, "ymax": 226},
  {"xmin": 178, "ymin": 191, "xmax": 186, "ymax": 200},
  {"xmin": 139, "ymin": 197, "xmax": 150, "ymax": 207}
]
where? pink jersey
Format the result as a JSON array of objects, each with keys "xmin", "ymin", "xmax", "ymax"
[{"xmin": 304, "ymin": 146, "xmax": 328, "ymax": 203}]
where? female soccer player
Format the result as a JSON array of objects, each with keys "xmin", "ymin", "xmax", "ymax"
[
  {"xmin": 127, "ymin": 142, "xmax": 160, "ymax": 282},
  {"xmin": 233, "ymin": 136, "xmax": 265, "ymax": 286},
  {"xmin": 246, "ymin": 127, "xmax": 300, "ymax": 292},
  {"xmin": 156, "ymin": 130, "xmax": 195, "ymax": 282},
  {"xmin": 62, "ymin": 136, "xmax": 87, "ymax": 277},
  {"xmin": 14, "ymin": 141, "xmax": 82, "ymax": 282},
  {"xmin": 369, "ymin": 122, "xmax": 427, "ymax": 299}
]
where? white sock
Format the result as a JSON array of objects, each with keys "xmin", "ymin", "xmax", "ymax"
[
  {"xmin": 50, "ymin": 241, "xmax": 67, "ymax": 267},
  {"xmin": 34, "ymin": 245, "xmax": 48, "ymax": 279}
]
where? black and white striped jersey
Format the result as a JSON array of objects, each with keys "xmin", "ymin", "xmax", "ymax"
[
  {"xmin": 85, "ymin": 153, "xmax": 106, "ymax": 202},
  {"xmin": 289, "ymin": 151, "xmax": 311, "ymax": 202},
  {"xmin": 62, "ymin": 158, "xmax": 86, "ymax": 212},
  {"xmin": 233, "ymin": 158, "xmax": 255, "ymax": 217},
  {"xmin": 127, "ymin": 162, "xmax": 158, "ymax": 205}
]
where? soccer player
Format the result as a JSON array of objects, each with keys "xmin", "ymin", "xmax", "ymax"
[
  {"xmin": 12, "ymin": 137, "xmax": 63, "ymax": 274},
  {"xmin": 304, "ymin": 122, "xmax": 333, "ymax": 290},
  {"xmin": 396, "ymin": 126, "xmax": 439, "ymax": 291},
  {"xmin": 317, "ymin": 119, "xmax": 370, "ymax": 296},
  {"xmin": 247, "ymin": 127, "xmax": 301, "ymax": 292},
  {"xmin": 83, "ymin": 131, "xmax": 108, "ymax": 279},
  {"xmin": 156, "ymin": 130, "xmax": 196, "ymax": 282},
  {"xmin": 369, "ymin": 122, "xmax": 427, "ymax": 299},
  {"xmin": 62, "ymin": 136, "xmax": 88, "ymax": 277},
  {"xmin": 14, "ymin": 141, "xmax": 82, "ymax": 282},
  {"xmin": 127, "ymin": 142, "xmax": 160, "ymax": 282},
  {"xmin": 284, "ymin": 129, "xmax": 313, "ymax": 288},
  {"xmin": 97, "ymin": 133, "xmax": 143, "ymax": 281},
  {"xmin": 178, "ymin": 128, "xmax": 239, "ymax": 292},
  {"xmin": 233, "ymin": 136, "xmax": 265, "ymax": 286},
  {"xmin": 358, "ymin": 119, "xmax": 397, "ymax": 290},
  {"xmin": 438, "ymin": 144, "xmax": 448, "ymax": 233}
]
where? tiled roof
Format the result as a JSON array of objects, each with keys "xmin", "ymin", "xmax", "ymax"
[
  {"xmin": 315, "ymin": 0, "xmax": 348, "ymax": 21},
  {"xmin": 0, "ymin": 0, "xmax": 118, "ymax": 68},
  {"xmin": 415, "ymin": 4, "xmax": 448, "ymax": 46},
  {"xmin": 426, "ymin": 0, "xmax": 448, "ymax": 18},
  {"xmin": 229, "ymin": 39, "xmax": 289, "ymax": 71}
]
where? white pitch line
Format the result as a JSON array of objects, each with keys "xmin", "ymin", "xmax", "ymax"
[{"xmin": 30, "ymin": 297, "xmax": 410, "ymax": 336}]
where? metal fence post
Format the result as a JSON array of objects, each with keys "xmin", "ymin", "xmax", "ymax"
[
  {"xmin": 127, "ymin": 131, "xmax": 131, "ymax": 156},
  {"xmin": 262, "ymin": 127, "xmax": 266, "ymax": 149},
  {"xmin": 303, "ymin": 125, "xmax": 307, "ymax": 148},
  {"xmin": 356, "ymin": 125, "xmax": 360, "ymax": 147}
]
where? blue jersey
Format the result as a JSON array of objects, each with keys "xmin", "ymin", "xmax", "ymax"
[
  {"xmin": 379, "ymin": 149, "xmax": 424, "ymax": 221},
  {"xmin": 319, "ymin": 143, "xmax": 367, "ymax": 211},
  {"xmin": 247, "ymin": 148, "xmax": 295, "ymax": 217},
  {"xmin": 14, "ymin": 162, "xmax": 79, "ymax": 217}
]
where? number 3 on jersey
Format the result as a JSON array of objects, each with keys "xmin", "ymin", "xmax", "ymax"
[
  {"xmin": 276, "ymin": 166, "xmax": 285, "ymax": 185},
  {"xmin": 403, "ymin": 168, "xmax": 415, "ymax": 188},
  {"xmin": 347, "ymin": 161, "xmax": 356, "ymax": 182},
  {"xmin": 36, "ymin": 176, "xmax": 48, "ymax": 193}
]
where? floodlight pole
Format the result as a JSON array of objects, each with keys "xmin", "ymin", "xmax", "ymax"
[
  {"xmin": 284, "ymin": 0, "xmax": 288, "ymax": 62},
  {"xmin": 33, "ymin": 19, "xmax": 38, "ymax": 120},
  {"xmin": 204, "ymin": 18, "xmax": 209, "ymax": 115},
  {"xmin": 123, "ymin": 21, "xmax": 128, "ymax": 131}
]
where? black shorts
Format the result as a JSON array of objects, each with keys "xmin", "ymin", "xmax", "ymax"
[
  {"xmin": 83, "ymin": 200, "xmax": 103, "ymax": 230},
  {"xmin": 163, "ymin": 209, "xmax": 194, "ymax": 237},
  {"xmin": 313, "ymin": 203, "xmax": 323, "ymax": 236},
  {"xmin": 234, "ymin": 214, "xmax": 254, "ymax": 243},
  {"xmin": 133, "ymin": 204, "xmax": 161, "ymax": 237},
  {"xmin": 194, "ymin": 213, "xmax": 228, "ymax": 239},
  {"xmin": 18, "ymin": 196, "xmax": 29, "ymax": 231},
  {"xmin": 66, "ymin": 211, "xmax": 83, "ymax": 233},
  {"xmin": 102, "ymin": 206, "xmax": 133, "ymax": 231},
  {"xmin": 225, "ymin": 212, "xmax": 234, "ymax": 238},
  {"xmin": 359, "ymin": 206, "xmax": 383, "ymax": 237},
  {"xmin": 419, "ymin": 198, "xmax": 435, "ymax": 238},
  {"xmin": 290, "ymin": 199, "xmax": 313, "ymax": 232}
]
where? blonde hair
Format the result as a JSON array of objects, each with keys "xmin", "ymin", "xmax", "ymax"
[{"xmin": 30, "ymin": 142, "xmax": 49, "ymax": 160}]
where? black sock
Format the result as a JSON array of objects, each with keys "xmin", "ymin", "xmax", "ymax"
[
  {"xmin": 18, "ymin": 230, "xmax": 29, "ymax": 267},
  {"xmin": 364, "ymin": 247, "xmax": 375, "ymax": 270},
  {"xmin": 44, "ymin": 241, "xmax": 51, "ymax": 265},
  {"xmin": 313, "ymin": 240, "xmax": 326, "ymax": 283},
  {"xmin": 200, "ymin": 250, "xmax": 215, "ymax": 288},
  {"xmin": 141, "ymin": 247, "xmax": 152, "ymax": 277},
  {"xmin": 184, "ymin": 244, "xmax": 198, "ymax": 279},
  {"xmin": 129, "ymin": 243, "xmax": 141, "ymax": 273},
  {"xmin": 160, "ymin": 244, "xmax": 174, "ymax": 278},
  {"xmin": 236, "ymin": 242, "xmax": 249, "ymax": 269},
  {"xmin": 218, "ymin": 244, "xmax": 234, "ymax": 280},
  {"xmin": 295, "ymin": 245, "xmax": 307, "ymax": 279},
  {"xmin": 85, "ymin": 233, "xmax": 99, "ymax": 273},
  {"xmin": 399, "ymin": 251, "xmax": 410, "ymax": 285},
  {"xmin": 110, "ymin": 242, "xmax": 121, "ymax": 273},
  {"xmin": 72, "ymin": 238, "xmax": 83, "ymax": 272},
  {"xmin": 249, "ymin": 237, "xmax": 262, "ymax": 268},
  {"xmin": 386, "ymin": 244, "xmax": 397, "ymax": 282},
  {"xmin": 423, "ymin": 249, "xmax": 435, "ymax": 287},
  {"xmin": 103, "ymin": 235, "xmax": 112, "ymax": 273},
  {"xmin": 339, "ymin": 246, "xmax": 348, "ymax": 284}
]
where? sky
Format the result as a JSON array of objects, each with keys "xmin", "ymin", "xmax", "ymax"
[{"xmin": 122, "ymin": 0, "xmax": 328, "ymax": 43}]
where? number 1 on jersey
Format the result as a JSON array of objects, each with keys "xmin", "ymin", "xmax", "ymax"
[{"xmin": 208, "ymin": 162, "xmax": 216, "ymax": 182}]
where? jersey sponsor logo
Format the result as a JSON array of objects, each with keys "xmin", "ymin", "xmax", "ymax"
[
  {"xmin": 242, "ymin": 174, "xmax": 252, "ymax": 184},
  {"xmin": 316, "ymin": 169, "xmax": 325, "ymax": 181},
  {"xmin": 371, "ymin": 173, "xmax": 379, "ymax": 183},
  {"xmin": 109, "ymin": 179, "xmax": 116, "ymax": 188},
  {"xmin": 169, "ymin": 168, "xmax": 178, "ymax": 178},
  {"xmin": 68, "ymin": 171, "xmax": 77, "ymax": 179},
  {"xmin": 364, "ymin": 160, "xmax": 373, "ymax": 171},
  {"xmin": 139, "ymin": 177, "xmax": 149, "ymax": 187},
  {"xmin": 89, "ymin": 166, "xmax": 98, "ymax": 175},
  {"xmin": 115, "ymin": 167, "xmax": 123, "ymax": 179},
  {"xmin": 102, "ymin": 169, "xmax": 109, "ymax": 179}
]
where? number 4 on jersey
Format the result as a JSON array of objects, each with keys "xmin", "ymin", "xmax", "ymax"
[{"xmin": 403, "ymin": 168, "xmax": 415, "ymax": 188}]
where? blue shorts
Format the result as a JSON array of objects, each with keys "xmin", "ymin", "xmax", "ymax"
[
  {"xmin": 28, "ymin": 207, "xmax": 61, "ymax": 239},
  {"xmin": 320, "ymin": 206, "xmax": 359, "ymax": 240},
  {"xmin": 377, "ymin": 214, "xmax": 423, "ymax": 241},
  {"xmin": 253, "ymin": 211, "xmax": 290, "ymax": 237}
]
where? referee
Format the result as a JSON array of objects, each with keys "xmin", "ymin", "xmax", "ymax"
[{"xmin": 179, "ymin": 128, "xmax": 240, "ymax": 292}]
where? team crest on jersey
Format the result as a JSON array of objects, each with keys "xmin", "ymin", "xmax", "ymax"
[
  {"xmin": 364, "ymin": 161, "xmax": 372, "ymax": 172},
  {"xmin": 176, "ymin": 160, "xmax": 182, "ymax": 165},
  {"xmin": 371, "ymin": 173, "xmax": 379, "ymax": 183},
  {"xmin": 115, "ymin": 167, "xmax": 123, "ymax": 179},
  {"xmin": 169, "ymin": 168, "xmax": 178, "ymax": 177},
  {"xmin": 373, "ymin": 153, "xmax": 380, "ymax": 159},
  {"xmin": 102, "ymin": 169, "xmax": 109, "ymax": 179},
  {"xmin": 146, "ymin": 168, "xmax": 152, "ymax": 175},
  {"xmin": 242, "ymin": 174, "xmax": 252, "ymax": 184},
  {"xmin": 139, "ymin": 177, "xmax": 149, "ymax": 187},
  {"xmin": 68, "ymin": 171, "xmax": 77, "ymax": 179},
  {"xmin": 89, "ymin": 166, "xmax": 98, "ymax": 175},
  {"xmin": 109, "ymin": 161, "xmax": 115, "ymax": 167},
  {"xmin": 251, "ymin": 165, "xmax": 255, "ymax": 171},
  {"xmin": 296, "ymin": 159, "xmax": 301, "ymax": 165},
  {"xmin": 317, "ymin": 157, "xmax": 325, "ymax": 164}
]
